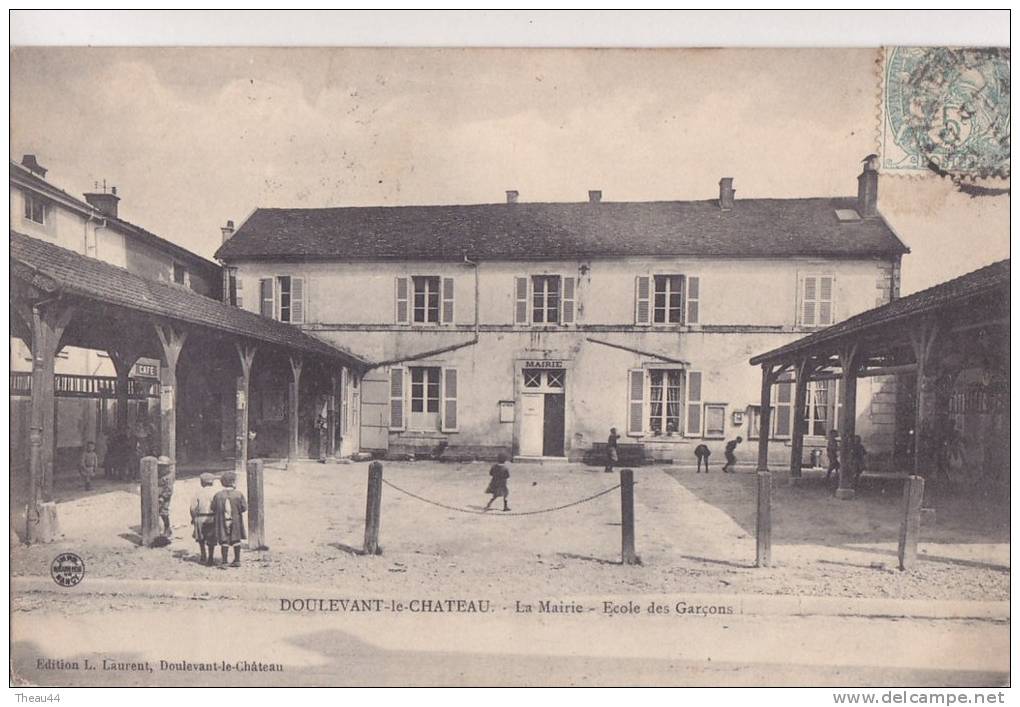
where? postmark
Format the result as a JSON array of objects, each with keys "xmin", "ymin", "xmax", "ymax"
[
  {"xmin": 881, "ymin": 47, "xmax": 1010, "ymax": 177},
  {"xmin": 50, "ymin": 552, "xmax": 85, "ymax": 588}
]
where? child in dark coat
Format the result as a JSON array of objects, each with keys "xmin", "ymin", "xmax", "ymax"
[
  {"xmin": 694, "ymin": 443, "xmax": 711, "ymax": 473},
  {"xmin": 722, "ymin": 436, "xmax": 743, "ymax": 473},
  {"xmin": 484, "ymin": 453, "xmax": 511, "ymax": 512},
  {"xmin": 212, "ymin": 471, "xmax": 248, "ymax": 567}
]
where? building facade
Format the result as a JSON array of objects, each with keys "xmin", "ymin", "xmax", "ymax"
[{"xmin": 217, "ymin": 158, "xmax": 908, "ymax": 465}]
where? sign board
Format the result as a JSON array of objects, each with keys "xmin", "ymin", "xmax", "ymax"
[
  {"xmin": 132, "ymin": 362, "xmax": 159, "ymax": 378},
  {"xmin": 524, "ymin": 360, "xmax": 565, "ymax": 369},
  {"xmin": 160, "ymin": 385, "xmax": 174, "ymax": 411},
  {"xmin": 498, "ymin": 400, "xmax": 515, "ymax": 423}
]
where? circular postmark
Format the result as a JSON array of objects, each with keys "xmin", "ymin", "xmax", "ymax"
[
  {"xmin": 50, "ymin": 552, "xmax": 85, "ymax": 588},
  {"xmin": 885, "ymin": 47, "xmax": 1010, "ymax": 176}
]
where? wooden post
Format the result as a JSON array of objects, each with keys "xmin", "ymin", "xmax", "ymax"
[
  {"xmin": 756, "ymin": 364, "xmax": 776, "ymax": 472},
  {"xmin": 620, "ymin": 468, "xmax": 638, "ymax": 565},
  {"xmin": 327, "ymin": 371, "xmax": 339, "ymax": 458},
  {"xmin": 897, "ymin": 475, "xmax": 925, "ymax": 571},
  {"xmin": 836, "ymin": 343, "xmax": 859, "ymax": 500},
  {"xmin": 234, "ymin": 341, "xmax": 258, "ymax": 474},
  {"xmin": 789, "ymin": 357, "xmax": 810, "ymax": 480},
  {"xmin": 153, "ymin": 322, "xmax": 188, "ymax": 488},
  {"xmin": 288, "ymin": 355, "xmax": 304, "ymax": 461},
  {"xmin": 108, "ymin": 345, "xmax": 142, "ymax": 437},
  {"xmin": 363, "ymin": 461, "xmax": 383, "ymax": 555},
  {"xmin": 246, "ymin": 458, "xmax": 267, "ymax": 550},
  {"xmin": 909, "ymin": 320, "xmax": 939, "ymax": 508},
  {"xmin": 139, "ymin": 456, "xmax": 160, "ymax": 546},
  {"xmin": 756, "ymin": 470, "xmax": 772, "ymax": 567}
]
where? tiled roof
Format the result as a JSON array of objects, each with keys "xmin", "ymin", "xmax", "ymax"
[
  {"xmin": 10, "ymin": 161, "xmax": 220, "ymax": 274},
  {"xmin": 750, "ymin": 259, "xmax": 1010, "ymax": 365},
  {"xmin": 215, "ymin": 198, "xmax": 910, "ymax": 262},
  {"xmin": 10, "ymin": 231, "xmax": 369, "ymax": 368}
]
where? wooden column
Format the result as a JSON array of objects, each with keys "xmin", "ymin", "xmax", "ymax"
[
  {"xmin": 327, "ymin": 370, "xmax": 339, "ymax": 458},
  {"xmin": 755, "ymin": 364, "xmax": 777, "ymax": 472},
  {"xmin": 234, "ymin": 341, "xmax": 258, "ymax": 474},
  {"xmin": 108, "ymin": 345, "xmax": 143, "ymax": 435},
  {"xmin": 835, "ymin": 343, "xmax": 860, "ymax": 500},
  {"xmin": 897, "ymin": 475, "xmax": 925, "ymax": 571},
  {"xmin": 364, "ymin": 461, "xmax": 383, "ymax": 555},
  {"xmin": 153, "ymin": 322, "xmax": 188, "ymax": 484},
  {"xmin": 789, "ymin": 356, "xmax": 811, "ymax": 480},
  {"xmin": 288, "ymin": 354, "xmax": 303, "ymax": 461},
  {"xmin": 139, "ymin": 456, "xmax": 160, "ymax": 546},
  {"xmin": 246, "ymin": 458, "xmax": 267, "ymax": 550},
  {"xmin": 909, "ymin": 319, "xmax": 939, "ymax": 479},
  {"xmin": 620, "ymin": 468, "xmax": 638, "ymax": 565},
  {"xmin": 755, "ymin": 469, "xmax": 772, "ymax": 567}
]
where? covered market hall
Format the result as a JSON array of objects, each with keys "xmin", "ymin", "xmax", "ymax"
[
  {"xmin": 749, "ymin": 259, "xmax": 1009, "ymax": 505},
  {"xmin": 10, "ymin": 230, "xmax": 368, "ymax": 544}
]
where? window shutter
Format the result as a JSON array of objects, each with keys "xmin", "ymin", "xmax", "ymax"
[
  {"xmin": 627, "ymin": 369, "xmax": 645, "ymax": 436},
  {"xmin": 686, "ymin": 275, "xmax": 700, "ymax": 324},
  {"xmin": 685, "ymin": 370, "xmax": 702, "ymax": 437},
  {"xmin": 514, "ymin": 277, "xmax": 529, "ymax": 324},
  {"xmin": 634, "ymin": 275, "xmax": 651, "ymax": 325},
  {"xmin": 395, "ymin": 277, "xmax": 410, "ymax": 324},
  {"xmin": 259, "ymin": 278, "xmax": 274, "ymax": 318},
  {"xmin": 235, "ymin": 274, "xmax": 244, "ymax": 309},
  {"xmin": 441, "ymin": 277, "xmax": 455, "ymax": 324},
  {"xmin": 818, "ymin": 276, "xmax": 833, "ymax": 325},
  {"xmin": 290, "ymin": 277, "xmax": 305, "ymax": 324},
  {"xmin": 389, "ymin": 367, "xmax": 405, "ymax": 431},
  {"xmin": 561, "ymin": 276, "xmax": 576, "ymax": 324},
  {"xmin": 802, "ymin": 275, "xmax": 817, "ymax": 326},
  {"xmin": 441, "ymin": 368, "xmax": 458, "ymax": 431}
]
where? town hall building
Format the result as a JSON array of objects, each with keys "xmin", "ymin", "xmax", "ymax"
[{"xmin": 215, "ymin": 157, "xmax": 909, "ymax": 465}]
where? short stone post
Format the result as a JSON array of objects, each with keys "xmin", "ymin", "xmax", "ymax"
[
  {"xmin": 756, "ymin": 470, "xmax": 772, "ymax": 567},
  {"xmin": 620, "ymin": 468, "xmax": 638, "ymax": 565},
  {"xmin": 247, "ymin": 458, "xmax": 267, "ymax": 550},
  {"xmin": 363, "ymin": 461, "xmax": 383, "ymax": 555},
  {"xmin": 898, "ymin": 475, "xmax": 925, "ymax": 571},
  {"xmin": 139, "ymin": 456, "xmax": 160, "ymax": 547}
]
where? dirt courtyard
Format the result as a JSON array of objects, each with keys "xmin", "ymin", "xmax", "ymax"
[{"xmin": 10, "ymin": 460, "xmax": 1010, "ymax": 601}]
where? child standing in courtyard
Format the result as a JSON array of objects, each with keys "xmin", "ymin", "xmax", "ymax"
[
  {"xmin": 484, "ymin": 453, "xmax": 511, "ymax": 512},
  {"xmin": 604, "ymin": 427, "xmax": 620, "ymax": 474},
  {"xmin": 79, "ymin": 441, "xmax": 98, "ymax": 490},
  {"xmin": 212, "ymin": 471, "xmax": 248, "ymax": 567}
]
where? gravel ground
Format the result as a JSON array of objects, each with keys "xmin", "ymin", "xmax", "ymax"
[{"xmin": 10, "ymin": 460, "xmax": 1010, "ymax": 602}]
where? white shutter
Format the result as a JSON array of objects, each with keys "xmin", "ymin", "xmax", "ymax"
[
  {"xmin": 441, "ymin": 368, "xmax": 458, "ymax": 431},
  {"xmin": 561, "ymin": 276, "xmax": 576, "ymax": 325},
  {"xmin": 635, "ymin": 275, "xmax": 651, "ymax": 325},
  {"xmin": 802, "ymin": 275, "xmax": 817, "ymax": 326},
  {"xmin": 259, "ymin": 278, "xmax": 275, "ymax": 318},
  {"xmin": 395, "ymin": 277, "xmax": 410, "ymax": 324},
  {"xmin": 685, "ymin": 370, "xmax": 702, "ymax": 437},
  {"xmin": 441, "ymin": 277, "xmax": 455, "ymax": 325},
  {"xmin": 627, "ymin": 369, "xmax": 645, "ymax": 436},
  {"xmin": 514, "ymin": 277, "xmax": 529, "ymax": 324},
  {"xmin": 290, "ymin": 277, "xmax": 305, "ymax": 324},
  {"xmin": 389, "ymin": 367, "xmax": 405, "ymax": 431},
  {"xmin": 818, "ymin": 275, "xmax": 834, "ymax": 325},
  {"xmin": 686, "ymin": 275, "xmax": 700, "ymax": 324},
  {"xmin": 235, "ymin": 274, "xmax": 244, "ymax": 309}
]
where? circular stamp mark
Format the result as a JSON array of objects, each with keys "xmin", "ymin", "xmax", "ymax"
[
  {"xmin": 884, "ymin": 47, "xmax": 1010, "ymax": 177},
  {"xmin": 50, "ymin": 552, "xmax": 85, "ymax": 587}
]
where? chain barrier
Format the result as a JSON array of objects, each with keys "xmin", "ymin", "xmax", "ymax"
[{"xmin": 380, "ymin": 478, "xmax": 622, "ymax": 517}]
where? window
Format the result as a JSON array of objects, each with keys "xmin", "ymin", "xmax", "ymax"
[
  {"xmin": 173, "ymin": 263, "xmax": 187, "ymax": 285},
  {"xmin": 523, "ymin": 370, "xmax": 542, "ymax": 388},
  {"xmin": 410, "ymin": 367, "xmax": 441, "ymax": 414},
  {"xmin": 413, "ymin": 276, "xmax": 440, "ymax": 323},
  {"xmin": 259, "ymin": 276, "xmax": 305, "ymax": 323},
  {"xmin": 225, "ymin": 267, "xmax": 243, "ymax": 307},
  {"xmin": 532, "ymin": 275, "xmax": 561, "ymax": 324},
  {"xmin": 396, "ymin": 276, "xmax": 454, "ymax": 325},
  {"xmin": 704, "ymin": 404, "xmax": 726, "ymax": 439},
  {"xmin": 653, "ymin": 275, "xmax": 684, "ymax": 324},
  {"xmin": 801, "ymin": 274, "xmax": 835, "ymax": 327},
  {"xmin": 24, "ymin": 192, "xmax": 45, "ymax": 224},
  {"xmin": 805, "ymin": 379, "xmax": 843, "ymax": 437},
  {"xmin": 648, "ymin": 369, "xmax": 683, "ymax": 434}
]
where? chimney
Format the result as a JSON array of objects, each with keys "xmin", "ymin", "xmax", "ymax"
[
  {"xmin": 21, "ymin": 154, "xmax": 47, "ymax": 178},
  {"xmin": 505, "ymin": 190, "xmax": 519, "ymax": 205},
  {"xmin": 718, "ymin": 178, "xmax": 735, "ymax": 211},
  {"xmin": 221, "ymin": 219, "xmax": 236, "ymax": 243},
  {"xmin": 588, "ymin": 190, "xmax": 602, "ymax": 203},
  {"xmin": 84, "ymin": 185, "xmax": 120, "ymax": 219},
  {"xmin": 857, "ymin": 154, "xmax": 879, "ymax": 218}
]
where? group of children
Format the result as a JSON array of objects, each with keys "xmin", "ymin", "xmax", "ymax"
[{"xmin": 190, "ymin": 471, "xmax": 248, "ymax": 567}]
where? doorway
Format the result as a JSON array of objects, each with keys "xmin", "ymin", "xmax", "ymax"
[{"xmin": 518, "ymin": 368, "xmax": 566, "ymax": 457}]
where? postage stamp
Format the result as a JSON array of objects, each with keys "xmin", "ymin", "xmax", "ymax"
[{"xmin": 880, "ymin": 47, "xmax": 1010, "ymax": 177}]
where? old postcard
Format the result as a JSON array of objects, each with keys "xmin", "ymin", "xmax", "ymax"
[{"xmin": 8, "ymin": 17, "xmax": 1010, "ymax": 690}]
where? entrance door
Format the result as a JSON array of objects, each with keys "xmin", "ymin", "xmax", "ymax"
[
  {"xmin": 519, "ymin": 393, "xmax": 545, "ymax": 456},
  {"xmin": 409, "ymin": 366, "xmax": 441, "ymax": 431},
  {"xmin": 543, "ymin": 393, "xmax": 565, "ymax": 456}
]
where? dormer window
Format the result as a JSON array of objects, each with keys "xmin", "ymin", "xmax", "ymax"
[{"xmin": 24, "ymin": 192, "xmax": 46, "ymax": 224}]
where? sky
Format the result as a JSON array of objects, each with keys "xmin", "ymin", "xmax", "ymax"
[{"xmin": 9, "ymin": 46, "xmax": 1009, "ymax": 295}]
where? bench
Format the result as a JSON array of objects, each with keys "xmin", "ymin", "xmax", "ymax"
[{"xmin": 585, "ymin": 442, "xmax": 648, "ymax": 466}]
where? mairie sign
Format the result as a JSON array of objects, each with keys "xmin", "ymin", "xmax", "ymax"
[{"xmin": 524, "ymin": 360, "xmax": 565, "ymax": 369}]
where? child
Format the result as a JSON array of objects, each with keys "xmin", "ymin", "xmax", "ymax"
[
  {"xmin": 212, "ymin": 471, "xmax": 248, "ymax": 567},
  {"xmin": 79, "ymin": 441, "xmax": 99, "ymax": 490},
  {"xmin": 189, "ymin": 473, "xmax": 218, "ymax": 566},
  {"xmin": 694, "ymin": 443, "xmax": 711, "ymax": 473},
  {"xmin": 484, "ymin": 453, "xmax": 511, "ymax": 512},
  {"xmin": 851, "ymin": 435, "xmax": 867, "ymax": 484},
  {"xmin": 604, "ymin": 427, "xmax": 620, "ymax": 474},
  {"xmin": 825, "ymin": 429, "xmax": 840, "ymax": 483},
  {"xmin": 722, "ymin": 436, "xmax": 743, "ymax": 473}
]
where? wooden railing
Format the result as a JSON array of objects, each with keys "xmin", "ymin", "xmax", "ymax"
[{"xmin": 9, "ymin": 372, "xmax": 158, "ymax": 399}]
